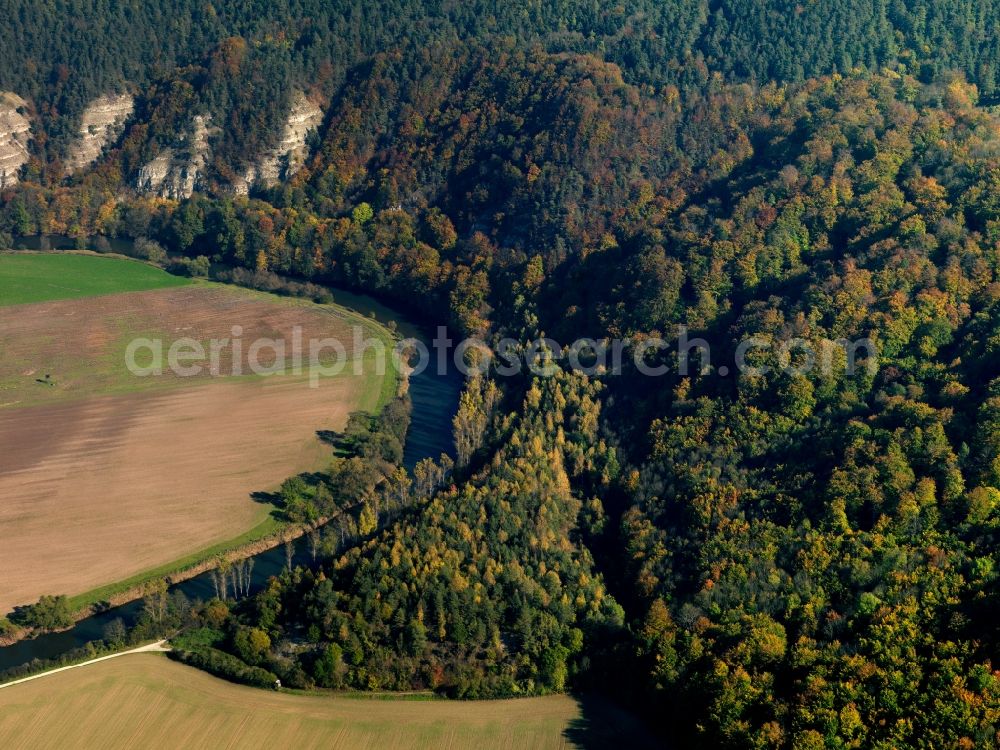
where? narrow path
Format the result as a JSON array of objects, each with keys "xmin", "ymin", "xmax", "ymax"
[{"xmin": 0, "ymin": 640, "xmax": 170, "ymax": 690}]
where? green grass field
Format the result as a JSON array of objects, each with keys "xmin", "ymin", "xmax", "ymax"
[
  {"xmin": 0, "ymin": 252, "xmax": 190, "ymax": 306},
  {"xmin": 0, "ymin": 654, "xmax": 656, "ymax": 749}
]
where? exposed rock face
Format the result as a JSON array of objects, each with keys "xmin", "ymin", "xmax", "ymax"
[
  {"xmin": 66, "ymin": 93, "xmax": 134, "ymax": 174},
  {"xmin": 234, "ymin": 91, "xmax": 322, "ymax": 193},
  {"xmin": 136, "ymin": 149, "xmax": 175, "ymax": 195},
  {"xmin": 136, "ymin": 114, "xmax": 216, "ymax": 199},
  {"xmin": 0, "ymin": 92, "xmax": 31, "ymax": 189},
  {"xmin": 134, "ymin": 93, "xmax": 322, "ymax": 197}
]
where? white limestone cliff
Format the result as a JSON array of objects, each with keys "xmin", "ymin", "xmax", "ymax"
[
  {"xmin": 0, "ymin": 92, "xmax": 32, "ymax": 189},
  {"xmin": 66, "ymin": 93, "xmax": 134, "ymax": 174},
  {"xmin": 234, "ymin": 91, "xmax": 322, "ymax": 193},
  {"xmin": 136, "ymin": 114, "xmax": 216, "ymax": 199}
]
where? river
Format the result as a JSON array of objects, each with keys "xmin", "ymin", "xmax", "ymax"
[{"xmin": 0, "ymin": 248, "xmax": 463, "ymax": 672}]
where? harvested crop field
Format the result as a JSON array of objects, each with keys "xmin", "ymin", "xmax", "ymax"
[
  {"xmin": 0, "ymin": 376, "xmax": 366, "ymax": 613},
  {"xmin": 0, "ymin": 270, "xmax": 395, "ymax": 614},
  {"xmin": 0, "ymin": 654, "xmax": 646, "ymax": 749},
  {"xmin": 0, "ymin": 283, "xmax": 378, "ymax": 408}
]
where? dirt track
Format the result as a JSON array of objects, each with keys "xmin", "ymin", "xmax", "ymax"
[{"xmin": 0, "ymin": 641, "xmax": 170, "ymax": 690}]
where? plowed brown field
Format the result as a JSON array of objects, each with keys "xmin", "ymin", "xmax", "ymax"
[{"xmin": 0, "ymin": 283, "xmax": 389, "ymax": 613}]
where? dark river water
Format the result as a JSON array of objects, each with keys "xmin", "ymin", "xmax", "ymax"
[{"xmin": 0, "ymin": 245, "xmax": 463, "ymax": 671}]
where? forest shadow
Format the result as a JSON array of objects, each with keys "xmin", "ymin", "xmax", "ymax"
[
  {"xmin": 299, "ymin": 470, "xmax": 328, "ymax": 485},
  {"xmin": 317, "ymin": 428, "xmax": 357, "ymax": 458},
  {"xmin": 317, "ymin": 429, "xmax": 346, "ymax": 446},
  {"xmin": 563, "ymin": 693, "xmax": 664, "ymax": 749},
  {"xmin": 250, "ymin": 490, "xmax": 280, "ymax": 506}
]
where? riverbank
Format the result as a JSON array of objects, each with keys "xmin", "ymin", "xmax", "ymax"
[{"xmin": 0, "ymin": 515, "xmax": 317, "ymax": 648}]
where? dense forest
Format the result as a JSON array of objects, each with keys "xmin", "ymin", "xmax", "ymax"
[
  {"xmin": 5, "ymin": 0, "xmax": 1000, "ymax": 167},
  {"xmin": 4, "ymin": 2, "xmax": 1000, "ymax": 748}
]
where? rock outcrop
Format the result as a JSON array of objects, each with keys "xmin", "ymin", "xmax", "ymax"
[
  {"xmin": 134, "ymin": 92, "xmax": 322, "ymax": 197},
  {"xmin": 66, "ymin": 93, "xmax": 134, "ymax": 174},
  {"xmin": 136, "ymin": 114, "xmax": 216, "ymax": 199},
  {"xmin": 0, "ymin": 92, "xmax": 31, "ymax": 189},
  {"xmin": 234, "ymin": 91, "xmax": 322, "ymax": 193}
]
